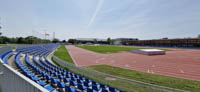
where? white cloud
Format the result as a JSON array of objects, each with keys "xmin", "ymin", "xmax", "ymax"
[{"xmin": 87, "ymin": 0, "xmax": 104, "ymax": 30}]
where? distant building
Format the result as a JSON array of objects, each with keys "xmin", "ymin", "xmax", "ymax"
[
  {"xmin": 113, "ymin": 38, "xmax": 138, "ymax": 45},
  {"xmin": 121, "ymin": 38, "xmax": 200, "ymax": 47},
  {"xmin": 76, "ymin": 38, "xmax": 107, "ymax": 44}
]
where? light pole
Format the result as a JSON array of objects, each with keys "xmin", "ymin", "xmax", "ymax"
[
  {"xmin": 0, "ymin": 17, "xmax": 2, "ymax": 44},
  {"xmin": 0, "ymin": 17, "xmax": 2, "ymax": 35}
]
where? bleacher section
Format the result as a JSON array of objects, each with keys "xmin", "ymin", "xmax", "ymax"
[{"xmin": 0, "ymin": 44, "xmax": 124, "ymax": 92}]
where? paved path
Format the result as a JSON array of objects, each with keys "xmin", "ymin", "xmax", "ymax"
[{"xmin": 66, "ymin": 45, "xmax": 200, "ymax": 80}]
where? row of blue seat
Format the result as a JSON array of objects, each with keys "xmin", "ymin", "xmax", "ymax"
[
  {"xmin": 17, "ymin": 46, "xmax": 51, "ymax": 57},
  {"xmin": 17, "ymin": 44, "xmax": 59, "ymax": 57},
  {"xmin": 1, "ymin": 50, "xmax": 13, "ymax": 64},
  {"xmin": 1, "ymin": 44, "xmax": 124, "ymax": 92},
  {"xmin": 14, "ymin": 53, "xmax": 55, "ymax": 91},
  {"xmin": 37, "ymin": 56, "xmax": 122, "ymax": 92},
  {"xmin": 25, "ymin": 54, "xmax": 56, "ymax": 91},
  {"xmin": 32, "ymin": 55, "xmax": 83, "ymax": 92}
]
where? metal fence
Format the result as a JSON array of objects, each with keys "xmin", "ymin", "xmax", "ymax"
[{"xmin": 52, "ymin": 55, "xmax": 190, "ymax": 92}]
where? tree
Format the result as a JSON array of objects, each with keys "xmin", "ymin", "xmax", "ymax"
[
  {"xmin": 107, "ymin": 37, "xmax": 112, "ymax": 44},
  {"xmin": 62, "ymin": 40, "xmax": 66, "ymax": 43},
  {"xmin": 68, "ymin": 39, "xmax": 77, "ymax": 44},
  {"xmin": 17, "ymin": 37, "xmax": 25, "ymax": 44},
  {"xmin": 25, "ymin": 36, "xmax": 34, "ymax": 44},
  {"xmin": 162, "ymin": 37, "xmax": 168, "ymax": 40},
  {"xmin": 52, "ymin": 38, "xmax": 60, "ymax": 43},
  {"xmin": 198, "ymin": 34, "xmax": 200, "ymax": 39},
  {"xmin": 0, "ymin": 36, "xmax": 10, "ymax": 44}
]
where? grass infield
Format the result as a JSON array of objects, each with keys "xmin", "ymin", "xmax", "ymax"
[
  {"xmin": 54, "ymin": 46, "xmax": 74, "ymax": 64},
  {"xmin": 78, "ymin": 46, "xmax": 172, "ymax": 54},
  {"xmin": 88, "ymin": 65, "xmax": 200, "ymax": 92}
]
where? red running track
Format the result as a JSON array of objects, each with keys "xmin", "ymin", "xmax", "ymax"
[{"xmin": 66, "ymin": 45, "xmax": 200, "ymax": 80}]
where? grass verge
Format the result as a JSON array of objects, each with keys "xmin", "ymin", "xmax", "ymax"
[
  {"xmin": 54, "ymin": 46, "xmax": 74, "ymax": 64},
  {"xmin": 0, "ymin": 44, "xmax": 6, "ymax": 47},
  {"xmin": 78, "ymin": 46, "xmax": 172, "ymax": 54},
  {"xmin": 88, "ymin": 65, "xmax": 200, "ymax": 92}
]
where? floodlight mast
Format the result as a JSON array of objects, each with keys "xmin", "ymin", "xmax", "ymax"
[
  {"xmin": 53, "ymin": 32, "xmax": 55, "ymax": 40},
  {"xmin": 0, "ymin": 17, "xmax": 2, "ymax": 30},
  {"xmin": 0, "ymin": 17, "xmax": 2, "ymax": 36}
]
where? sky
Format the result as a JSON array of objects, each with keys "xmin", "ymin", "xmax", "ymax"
[{"xmin": 0, "ymin": 0, "xmax": 200, "ymax": 40}]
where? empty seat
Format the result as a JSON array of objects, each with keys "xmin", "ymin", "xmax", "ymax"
[
  {"xmin": 45, "ymin": 85, "xmax": 54, "ymax": 92},
  {"xmin": 77, "ymin": 84, "xmax": 87, "ymax": 90},
  {"xmin": 92, "ymin": 86, "xmax": 100, "ymax": 91},
  {"xmin": 102, "ymin": 88, "xmax": 109, "ymax": 92},
  {"xmin": 86, "ymin": 88, "xmax": 97, "ymax": 92},
  {"xmin": 70, "ymin": 81, "xmax": 78, "ymax": 86},
  {"xmin": 65, "ymin": 86, "xmax": 76, "ymax": 92},
  {"xmin": 109, "ymin": 87, "xmax": 117, "ymax": 92},
  {"xmin": 37, "ymin": 81, "xmax": 47, "ymax": 86},
  {"xmin": 58, "ymin": 82, "xmax": 66, "ymax": 92},
  {"xmin": 11, "ymin": 44, "xmax": 123, "ymax": 92}
]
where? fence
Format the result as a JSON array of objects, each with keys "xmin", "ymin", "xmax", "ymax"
[
  {"xmin": 52, "ymin": 55, "xmax": 190, "ymax": 92},
  {"xmin": 0, "ymin": 46, "xmax": 48, "ymax": 92}
]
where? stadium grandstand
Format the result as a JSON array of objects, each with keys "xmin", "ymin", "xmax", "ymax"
[{"xmin": 0, "ymin": 44, "xmax": 124, "ymax": 92}]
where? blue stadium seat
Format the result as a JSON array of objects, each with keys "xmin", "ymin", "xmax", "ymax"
[
  {"xmin": 45, "ymin": 85, "xmax": 54, "ymax": 92},
  {"xmin": 70, "ymin": 81, "xmax": 78, "ymax": 86},
  {"xmin": 58, "ymin": 82, "xmax": 66, "ymax": 88},
  {"xmin": 12, "ymin": 44, "xmax": 124, "ymax": 92},
  {"xmin": 37, "ymin": 81, "xmax": 47, "ymax": 86},
  {"xmin": 77, "ymin": 84, "xmax": 87, "ymax": 90},
  {"xmin": 65, "ymin": 86, "xmax": 76, "ymax": 92},
  {"xmin": 109, "ymin": 87, "xmax": 117, "ymax": 92}
]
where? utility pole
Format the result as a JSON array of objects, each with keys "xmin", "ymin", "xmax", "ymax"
[
  {"xmin": 0, "ymin": 18, "xmax": 2, "ymax": 44},
  {"xmin": 53, "ymin": 32, "xmax": 55, "ymax": 40},
  {"xmin": 44, "ymin": 30, "xmax": 46, "ymax": 40},
  {"xmin": 0, "ymin": 17, "xmax": 2, "ymax": 34}
]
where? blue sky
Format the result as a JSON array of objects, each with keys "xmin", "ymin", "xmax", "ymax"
[{"xmin": 0, "ymin": 0, "xmax": 200, "ymax": 40}]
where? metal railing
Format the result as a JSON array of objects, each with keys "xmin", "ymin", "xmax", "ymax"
[{"xmin": 52, "ymin": 55, "xmax": 190, "ymax": 92}]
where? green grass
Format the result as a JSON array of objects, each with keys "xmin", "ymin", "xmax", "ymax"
[
  {"xmin": 0, "ymin": 44, "xmax": 6, "ymax": 47},
  {"xmin": 88, "ymin": 65, "xmax": 200, "ymax": 92},
  {"xmin": 54, "ymin": 46, "xmax": 74, "ymax": 64},
  {"xmin": 78, "ymin": 46, "xmax": 172, "ymax": 54}
]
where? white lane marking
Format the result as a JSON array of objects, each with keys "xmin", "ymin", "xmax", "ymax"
[
  {"xmin": 180, "ymin": 69, "xmax": 184, "ymax": 73},
  {"xmin": 147, "ymin": 69, "xmax": 150, "ymax": 73},
  {"xmin": 125, "ymin": 64, "xmax": 129, "ymax": 67},
  {"xmin": 66, "ymin": 46, "xmax": 79, "ymax": 66},
  {"xmin": 151, "ymin": 70, "xmax": 154, "ymax": 74}
]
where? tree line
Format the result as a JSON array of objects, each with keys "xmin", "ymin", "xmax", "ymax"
[{"xmin": 0, "ymin": 32, "xmax": 59, "ymax": 44}]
